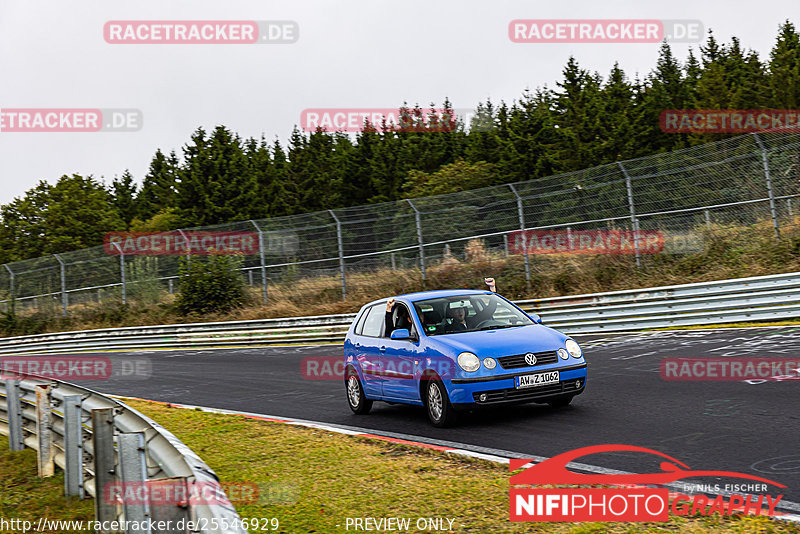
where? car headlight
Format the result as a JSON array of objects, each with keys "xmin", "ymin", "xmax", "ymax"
[
  {"xmin": 565, "ymin": 339, "xmax": 582, "ymax": 359},
  {"xmin": 457, "ymin": 352, "xmax": 480, "ymax": 372},
  {"xmin": 483, "ymin": 357, "xmax": 497, "ymax": 369},
  {"xmin": 557, "ymin": 348, "xmax": 569, "ymax": 360}
]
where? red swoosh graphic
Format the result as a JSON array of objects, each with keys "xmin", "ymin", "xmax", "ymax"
[{"xmin": 510, "ymin": 444, "xmax": 786, "ymax": 488}]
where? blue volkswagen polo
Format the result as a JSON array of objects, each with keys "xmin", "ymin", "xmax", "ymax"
[{"xmin": 343, "ymin": 289, "xmax": 587, "ymax": 427}]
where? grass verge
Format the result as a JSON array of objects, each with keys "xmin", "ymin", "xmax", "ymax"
[
  {"xmin": 0, "ymin": 441, "xmax": 94, "ymax": 533},
  {"xmin": 2, "ymin": 398, "xmax": 798, "ymax": 532}
]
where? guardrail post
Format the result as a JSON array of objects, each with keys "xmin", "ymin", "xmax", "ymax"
[
  {"xmin": 5, "ymin": 379, "xmax": 24, "ymax": 451},
  {"xmin": 249, "ymin": 220, "xmax": 268, "ymax": 305},
  {"xmin": 617, "ymin": 162, "xmax": 642, "ymax": 268},
  {"xmin": 406, "ymin": 200, "xmax": 427, "ymax": 280},
  {"xmin": 149, "ymin": 477, "xmax": 190, "ymax": 530},
  {"xmin": 112, "ymin": 242, "xmax": 127, "ymax": 306},
  {"xmin": 92, "ymin": 408, "xmax": 118, "ymax": 528},
  {"xmin": 508, "ymin": 184, "xmax": 531, "ymax": 282},
  {"xmin": 36, "ymin": 385, "xmax": 54, "ymax": 476},
  {"xmin": 328, "ymin": 210, "xmax": 347, "ymax": 300},
  {"xmin": 752, "ymin": 133, "xmax": 780, "ymax": 240},
  {"xmin": 390, "ymin": 252, "xmax": 396, "ymax": 271},
  {"xmin": 118, "ymin": 432, "xmax": 150, "ymax": 532},
  {"xmin": 53, "ymin": 254, "xmax": 68, "ymax": 316},
  {"xmin": 3, "ymin": 264, "xmax": 14, "ymax": 315},
  {"xmin": 63, "ymin": 394, "xmax": 85, "ymax": 498}
]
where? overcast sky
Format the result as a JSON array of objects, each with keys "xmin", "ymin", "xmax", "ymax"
[{"xmin": 0, "ymin": 0, "xmax": 794, "ymax": 206}]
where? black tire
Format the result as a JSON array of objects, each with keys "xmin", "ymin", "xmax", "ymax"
[
  {"xmin": 548, "ymin": 396, "xmax": 574, "ymax": 408},
  {"xmin": 346, "ymin": 372, "xmax": 372, "ymax": 414},
  {"xmin": 425, "ymin": 379, "xmax": 458, "ymax": 427}
]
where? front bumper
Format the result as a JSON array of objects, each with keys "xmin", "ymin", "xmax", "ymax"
[{"xmin": 447, "ymin": 363, "xmax": 587, "ymax": 408}]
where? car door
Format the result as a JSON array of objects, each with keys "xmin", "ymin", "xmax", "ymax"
[
  {"xmin": 380, "ymin": 303, "xmax": 421, "ymax": 402},
  {"xmin": 355, "ymin": 304, "xmax": 386, "ymax": 398}
]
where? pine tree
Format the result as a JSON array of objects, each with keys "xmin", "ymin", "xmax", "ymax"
[
  {"xmin": 464, "ymin": 100, "xmax": 502, "ymax": 165},
  {"xmin": 177, "ymin": 126, "xmax": 257, "ymax": 226},
  {"xmin": 552, "ymin": 57, "xmax": 605, "ymax": 171},
  {"xmin": 597, "ymin": 63, "xmax": 635, "ymax": 162},
  {"xmin": 769, "ymin": 21, "xmax": 800, "ymax": 108},
  {"xmin": 265, "ymin": 140, "xmax": 299, "ymax": 217},
  {"xmin": 111, "ymin": 170, "xmax": 138, "ymax": 227},
  {"xmin": 138, "ymin": 149, "xmax": 180, "ymax": 220}
]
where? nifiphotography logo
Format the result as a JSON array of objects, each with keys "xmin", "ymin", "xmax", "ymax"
[{"xmin": 510, "ymin": 444, "xmax": 785, "ymax": 522}]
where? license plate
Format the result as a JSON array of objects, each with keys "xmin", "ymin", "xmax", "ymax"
[{"xmin": 516, "ymin": 371, "xmax": 559, "ymax": 389}]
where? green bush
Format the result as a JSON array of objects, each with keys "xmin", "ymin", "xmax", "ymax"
[{"xmin": 176, "ymin": 255, "xmax": 247, "ymax": 315}]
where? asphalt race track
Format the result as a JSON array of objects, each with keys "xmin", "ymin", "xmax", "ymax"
[{"xmin": 65, "ymin": 327, "xmax": 800, "ymax": 511}]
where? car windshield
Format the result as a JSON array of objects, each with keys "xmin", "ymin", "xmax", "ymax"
[{"xmin": 412, "ymin": 294, "xmax": 535, "ymax": 336}]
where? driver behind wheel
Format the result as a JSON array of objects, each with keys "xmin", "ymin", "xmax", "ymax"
[{"xmin": 444, "ymin": 277, "xmax": 499, "ymax": 333}]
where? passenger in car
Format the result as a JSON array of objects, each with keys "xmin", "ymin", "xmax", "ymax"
[{"xmin": 385, "ymin": 298, "xmax": 413, "ymax": 337}]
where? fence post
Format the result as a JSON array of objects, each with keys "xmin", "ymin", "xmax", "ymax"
[
  {"xmin": 788, "ymin": 198, "xmax": 793, "ymax": 218},
  {"xmin": 704, "ymin": 210, "xmax": 711, "ymax": 228},
  {"xmin": 118, "ymin": 432, "xmax": 150, "ymax": 530},
  {"xmin": 249, "ymin": 220, "xmax": 268, "ymax": 305},
  {"xmin": 328, "ymin": 210, "xmax": 347, "ymax": 300},
  {"xmin": 53, "ymin": 254, "xmax": 68, "ymax": 316},
  {"xmin": 508, "ymin": 184, "xmax": 531, "ymax": 281},
  {"xmin": 177, "ymin": 229, "xmax": 191, "ymax": 263},
  {"xmin": 617, "ymin": 162, "xmax": 642, "ymax": 268},
  {"xmin": 62, "ymin": 394, "xmax": 85, "ymax": 498},
  {"xmin": 406, "ymin": 199, "xmax": 427, "ymax": 280},
  {"xmin": 5, "ymin": 379, "xmax": 24, "ymax": 451},
  {"xmin": 92, "ymin": 408, "xmax": 118, "ymax": 527},
  {"xmin": 752, "ymin": 133, "xmax": 780, "ymax": 240},
  {"xmin": 36, "ymin": 385, "xmax": 54, "ymax": 477},
  {"xmin": 112, "ymin": 242, "xmax": 127, "ymax": 306},
  {"xmin": 3, "ymin": 264, "xmax": 14, "ymax": 315}
]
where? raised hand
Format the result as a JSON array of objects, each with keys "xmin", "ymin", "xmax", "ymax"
[{"xmin": 484, "ymin": 277, "xmax": 496, "ymax": 292}]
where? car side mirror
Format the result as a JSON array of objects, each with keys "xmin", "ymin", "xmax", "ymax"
[
  {"xmin": 390, "ymin": 328, "xmax": 412, "ymax": 340},
  {"xmin": 529, "ymin": 313, "xmax": 543, "ymax": 324}
]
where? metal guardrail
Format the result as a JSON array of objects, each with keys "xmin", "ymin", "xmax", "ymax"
[
  {"xmin": 0, "ymin": 375, "xmax": 246, "ymax": 534},
  {"xmin": 1, "ymin": 271, "xmax": 800, "ymax": 355},
  {"xmin": 520, "ymin": 271, "xmax": 800, "ymax": 333}
]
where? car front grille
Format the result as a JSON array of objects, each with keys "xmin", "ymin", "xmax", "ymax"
[
  {"xmin": 497, "ymin": 350, "xmax": 559, "ymax": 369},
  {"xmin": 472, "ymin": 383, "xmax": 564, "ymax": 403},
  {"xmin": 471, "ymin": 378, "xmax": 584, "ymax": 404}
]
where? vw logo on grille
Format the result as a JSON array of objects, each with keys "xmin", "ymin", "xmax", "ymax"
[{"xmin": 524, "ymin": 353, "xmax": 537, "ymax": 366}]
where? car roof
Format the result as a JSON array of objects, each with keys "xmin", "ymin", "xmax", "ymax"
[{"xmin": 362, "ymin": 289, "xmax": 493, "ymax": 308}]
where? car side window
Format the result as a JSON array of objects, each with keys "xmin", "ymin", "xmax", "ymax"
[
  {"xmin": 354, "ymin": 307, "xmax": 369, "ymax": 335},
  {"xmin": 386, "ymin": 303, "xmax": 417, "ymax": 339},
  {"xmin": 360, "ymin": 304, "xmax": 385, "ymax": 338}
]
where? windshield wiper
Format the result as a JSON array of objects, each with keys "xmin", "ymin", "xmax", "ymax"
[{"xmin": 475, "ymin": 324, "xmax": 519, "ymax": 331}]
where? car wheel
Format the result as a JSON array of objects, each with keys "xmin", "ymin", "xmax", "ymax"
[
  {"xmin": 425, "ymin": 379, "xmax": 457, "ymax": 427},
  {"xmin": 548, "ymin": 396, "xmax": 574, "ymax": 408},
  {"xmin": 346, "ymin": 372, "xmax": 372, "ymax": 414}
]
